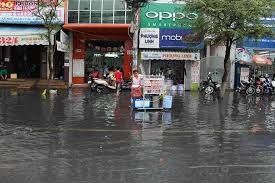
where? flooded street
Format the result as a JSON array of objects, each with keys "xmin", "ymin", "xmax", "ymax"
[{"xmin": 1, "ymin": 89, "xmax": 275, "ymax": 183}]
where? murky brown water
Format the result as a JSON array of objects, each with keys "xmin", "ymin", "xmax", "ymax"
[{"xmin": 1, "ymin": 88, "xmax": 275, "ymax": 183}]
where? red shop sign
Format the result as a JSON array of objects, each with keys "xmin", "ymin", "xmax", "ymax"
[{"xmin": 0, "ymin": 36, "xmax": 19, "ymax": 45}]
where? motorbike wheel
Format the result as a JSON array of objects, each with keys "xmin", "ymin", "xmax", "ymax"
[
  {"xmin": 96, "ymin": 85, "xmax": 109, "ymax": 94},
  {"xmin": 246, "ymin": 86, "xmax": 255, "ymax": 95},
  {"xmin": 205, "ymin": 86, "xmax": 214, "ymax": 95},
  {"xmin": 90, "ymin": 83, "xmax": 96, "ymax": 92},
  {"xmin": 255, "ymin": 86, "xmax": 263, "ymax": 95}
]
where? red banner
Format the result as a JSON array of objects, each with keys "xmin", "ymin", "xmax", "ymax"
[
  {"xmin": 0, "ymin": 0, "xmax": 37, "ymax": 11},
  {"xmin": 0, "ymin": 36, "xmax": 19, "ymax": 45}
]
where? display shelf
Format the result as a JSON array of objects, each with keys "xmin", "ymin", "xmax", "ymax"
[{"xmin": 132, "ymin": 75, "xmax": 166, "ymax": 110}]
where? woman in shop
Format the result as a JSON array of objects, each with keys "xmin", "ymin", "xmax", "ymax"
[
  {"xmin": 0, "ymin": 61, "xmax": 8, "ymax": 80},
  {"xmin": 107, "ymin": 67, "xmax": 116, "ymax": 86},
  {"xmin": 131, "ymin": 69, "xmax": 143, "ymax": 98},
  {"xmin": 91, "ymin": 68, "xmax": 101, "ymax": 79}
]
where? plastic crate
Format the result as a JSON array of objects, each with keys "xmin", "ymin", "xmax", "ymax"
[{"xmin": 132, "ymin": 98, "xmax": 150, "ymax": 109}]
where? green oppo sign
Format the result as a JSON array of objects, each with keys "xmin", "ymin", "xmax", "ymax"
[{"xmin": 140, "ymin": 3, "xmax": 198, "ymax": 29}]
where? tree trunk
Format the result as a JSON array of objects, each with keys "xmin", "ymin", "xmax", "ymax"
[
  {"xmin": 47, "ymin": 45, "xmax": 54, "ymax": 90},
  {"xmin": 46, "ymin": 30, "xmax": 55, "ymax": 92},
  {"xmin": 220, "ymin": 41, "xmax": 233, "ymax": 98}
]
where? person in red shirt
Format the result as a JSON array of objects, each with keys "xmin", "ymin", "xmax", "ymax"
[{"xmin": 114, "ymin": 67, "xmax": 123, "ymax": 91}]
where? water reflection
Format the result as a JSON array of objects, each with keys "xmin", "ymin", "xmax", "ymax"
[
  {"xmin": 132, "ymin": 111, "xmax": 173, "ymax": 126},
  {"xmin": 1, "ymin": 89, "xmax": 275, "ymax": 182}
]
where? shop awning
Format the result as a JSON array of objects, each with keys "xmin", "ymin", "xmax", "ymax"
[
  {"xmin": 63, "ymin": 24, "xmax": 131, "ymax": 40},
  {"xmin": 0, "ymin": 25, "xmax": 53, "ymax": 46},
  {"xmin": 141, "ymin": 50, "xmax": 200, "ymax": 61}
]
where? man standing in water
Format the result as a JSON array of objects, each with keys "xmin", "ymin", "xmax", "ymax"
[{"xmin": 114, "ymin": 67, "xmax": 123, "ymax": 95}]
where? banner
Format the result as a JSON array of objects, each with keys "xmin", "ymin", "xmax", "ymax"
[
  {"xmin": 139, "ymin": 28, "xmax": 204, "ymax": 49},
  {"xmin": 159, "ymin": 28, "xmax": 204, "ymax": 49},
  {"xmin": 191, "ymin": 61, "xmax": 200, "ymax": 83},
  {"xmin": 57, "ymin": 41, "xmax": 69, "ymax": 52},
  {"xmin": 73, "ymin": 59, "xmax": 84, "ymax": 77},
  {"xmin": 139, "ymin": 28, "xmax": 159, "ymax": 48},
  {"xmin": 0, "ymin": 0, "xmax": 64, "ymax": 24},
  {"xmin": 235, "ymin": 48, "xmax": 252, "ymax": 64},
  {"xmin": 141, "ymin": 51, "xmax": 200, "ymax": 61},
  {"xmin": 243, "ymin": 16, "xmax": 275, "ymax": 49},
  {"xmin": 140, "ymin": 3, "xmax": 198, "ymax": 29},
  {"xmin": 0, "ymin": 34, "xmax": 48, "ymax": 46}
]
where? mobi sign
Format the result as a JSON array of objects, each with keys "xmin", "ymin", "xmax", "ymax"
[
  {"xmin": 159, "ymin": 29, "xmax": 204, "ymax": 49},
  {"xmin": 139, "ymin": 28, "xmax": 204, "ymax": 49},
  {"xmin": 140, "ymin": 3, "xmax": 198, "ymax": 29}
]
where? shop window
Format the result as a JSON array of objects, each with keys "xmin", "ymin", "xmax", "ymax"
[
  {"xmin": 91, "ymin": 0, "xmax": 102, "ymax": 10},
  {"xmin": 114, "ymin": 0, "xmax": 125, "ymax": 11},
  {"xmin": 102, "ymin": 11, "xmax": 113, "ymax": 23},
  {"xmin": 80, "ymin": 0, "xmax": 90, "ymax": 11},
  {"xmin": 126, "ymin": 10, "xmax": 132, "ymax": 23},
  {"xmin": 68, "ymin": 11, "xmax": 78, "ymax": 23},
  {"xmin": 91, "ymin": 11, "xmax": 101, "ymax": 23},
  {"xmin": 68, "ymin": 0, "xmax": 78, "ymax": 10},
  {"xmin": 114, "ymin": 11, "xmax": 125, "ymax": 23},
  {"xmin": 103, "ymin": 0, "xmax": 113, "ymax": 11},
  {"xmin": 79, "ymin": 11, "xmax": 90, "ymax": 23}
]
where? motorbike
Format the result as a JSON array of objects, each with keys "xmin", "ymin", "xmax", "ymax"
[
  {"xmin": 200, "ymin": 72, "xmax": 220, "ymax": 95},
  {"xmin": 121, "ymin": 80, "xmax": 132, "ymax": 90},
  {"xmin": 272, "ymin": 79, "xmax": 275, "ymax": 93},
  {"xmin": 237, "ymin": 79, "xmax": 256, "ymax": 95},
  {"xmin": 262, "ymin": 76, "xmax": 273, "ymax": 94},
  {"xmin": 255, "ymin": 78, "xmax": 264, "ymax": 95},
  {"xmin": 88, "ymin": 77, "xmax": 117, "ymax": 93}
]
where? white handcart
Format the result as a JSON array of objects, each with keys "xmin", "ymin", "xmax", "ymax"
[{"xmin": 132, "ymin": 75, "xmax": 172, "ymax": 110}]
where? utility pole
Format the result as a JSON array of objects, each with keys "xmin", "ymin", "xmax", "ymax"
[{"xmin": 125, "ymin": 0, "xmax": 149, "ymax": 73}]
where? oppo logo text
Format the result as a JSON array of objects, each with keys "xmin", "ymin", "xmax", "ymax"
[{"xmin": 146, "ymin": 11, "xmax": 198, "ymax": 21}]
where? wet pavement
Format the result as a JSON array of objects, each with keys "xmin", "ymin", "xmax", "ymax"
[{"xmin": 1, "ymin": 89, "xmax": 275, "ymax": 183}]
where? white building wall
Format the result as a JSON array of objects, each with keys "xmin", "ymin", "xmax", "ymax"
[{"xmin": 210, "ymin": 44, "xmax": 236, "ymax": 89}]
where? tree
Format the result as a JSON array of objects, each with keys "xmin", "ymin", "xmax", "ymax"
[
  {"xmin": 125, "ymin": 0, "xmax": 149, "ymax": 10},
  {"xmin": 29, "ymin": 0, "xmax": 64, "ymax": 89},
  {"xmin": 186, "ymin": 0, "xmax": 275, "ymax": 97}
]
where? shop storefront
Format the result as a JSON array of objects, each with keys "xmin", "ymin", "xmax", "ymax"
[
  {"xmin": 63, "ymin": 25, "xmax": 133, "ymax": 84},
  {"xmin": 235, "ymin": 16, "xmax": 275, "ymax": 88},
  {"xmin": 64, "ymin": 0, "xmax": 133, "ymax": 85},
  {"xmin": 138, "ymin": 3, "xmax": 203, "ymax": 91},
  {"xmin": 0, "ymin": 0, "xmax": 64, "ymax": 79}
]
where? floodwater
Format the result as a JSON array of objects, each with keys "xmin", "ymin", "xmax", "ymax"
[{"xmin": 1, "ymin": 89, "xmax": 275, "ymax": 183}]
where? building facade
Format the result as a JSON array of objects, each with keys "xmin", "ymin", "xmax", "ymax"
[
  {"xmin": 137, "ymin": 2, "xmax": 204, "ymax": 91},
  {"xmin": 64, "ymin": 0, "xmax": 133, "ymax": 85},
  {"xmin": 0, "ymin": 0, "xmax": 64, "ymax": 80}
]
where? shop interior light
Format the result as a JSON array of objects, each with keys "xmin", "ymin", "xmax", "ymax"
[
  {"xmin": 104, "ymin": 52, "xmax": 119, "ymax": 58},
  {"xmin": 94, "ymin": 54, "xmax": 102, "ymax": 57},
  {"xmin": 258, "ymin": 51, "xmax": 269, "ymax": 54}
]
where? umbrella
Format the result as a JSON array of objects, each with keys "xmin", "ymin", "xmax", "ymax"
[{"xmin": 252, "ymin": 55, "xmax": 272, "ymax": 65}]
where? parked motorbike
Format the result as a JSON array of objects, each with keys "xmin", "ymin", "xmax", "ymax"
[
  {"xmin": 200, "ymin": 72, "xmax": 220, "ymax": 95},
  {"xmin": 272, "ymin": 79, "xmax": 275, "ymax": 93},
  {"xmin": 262, "ymin": 75, "xmax": 273, "ymax": 94},
  {"xmin": 237, "ymin": 79, "xmax": 256, "ymax": 95},
  {"xmin": 121, "ymin": 80, "xmax": 132, "ymax": 90},
  {"xmin": 88, "ymin": 77, "xmax": 117, "ymax": 93},
  {"xmin": 255, "ymin": 78, "xmax": 264, "ymax": 95}
]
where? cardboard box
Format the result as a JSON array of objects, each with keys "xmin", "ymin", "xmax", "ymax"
[{"xmin": 10, "ymin": 73, "xmax": 17, "ymax": 79}]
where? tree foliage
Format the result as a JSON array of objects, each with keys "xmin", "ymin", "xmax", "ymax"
[
  {"xmin": 125, "ymin": 0, "xmax": 149, "ymax": 10},
  {"xmin": 29, "ymin": 0, "xmax": 64, "ymax": 81},
  {"xmin": 187, "ymin": 0, "xmax": 274, "ymax": 46},
  {"xmin": 186, "ymin": 0, "xmax": 275, "ymax": 95}
]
